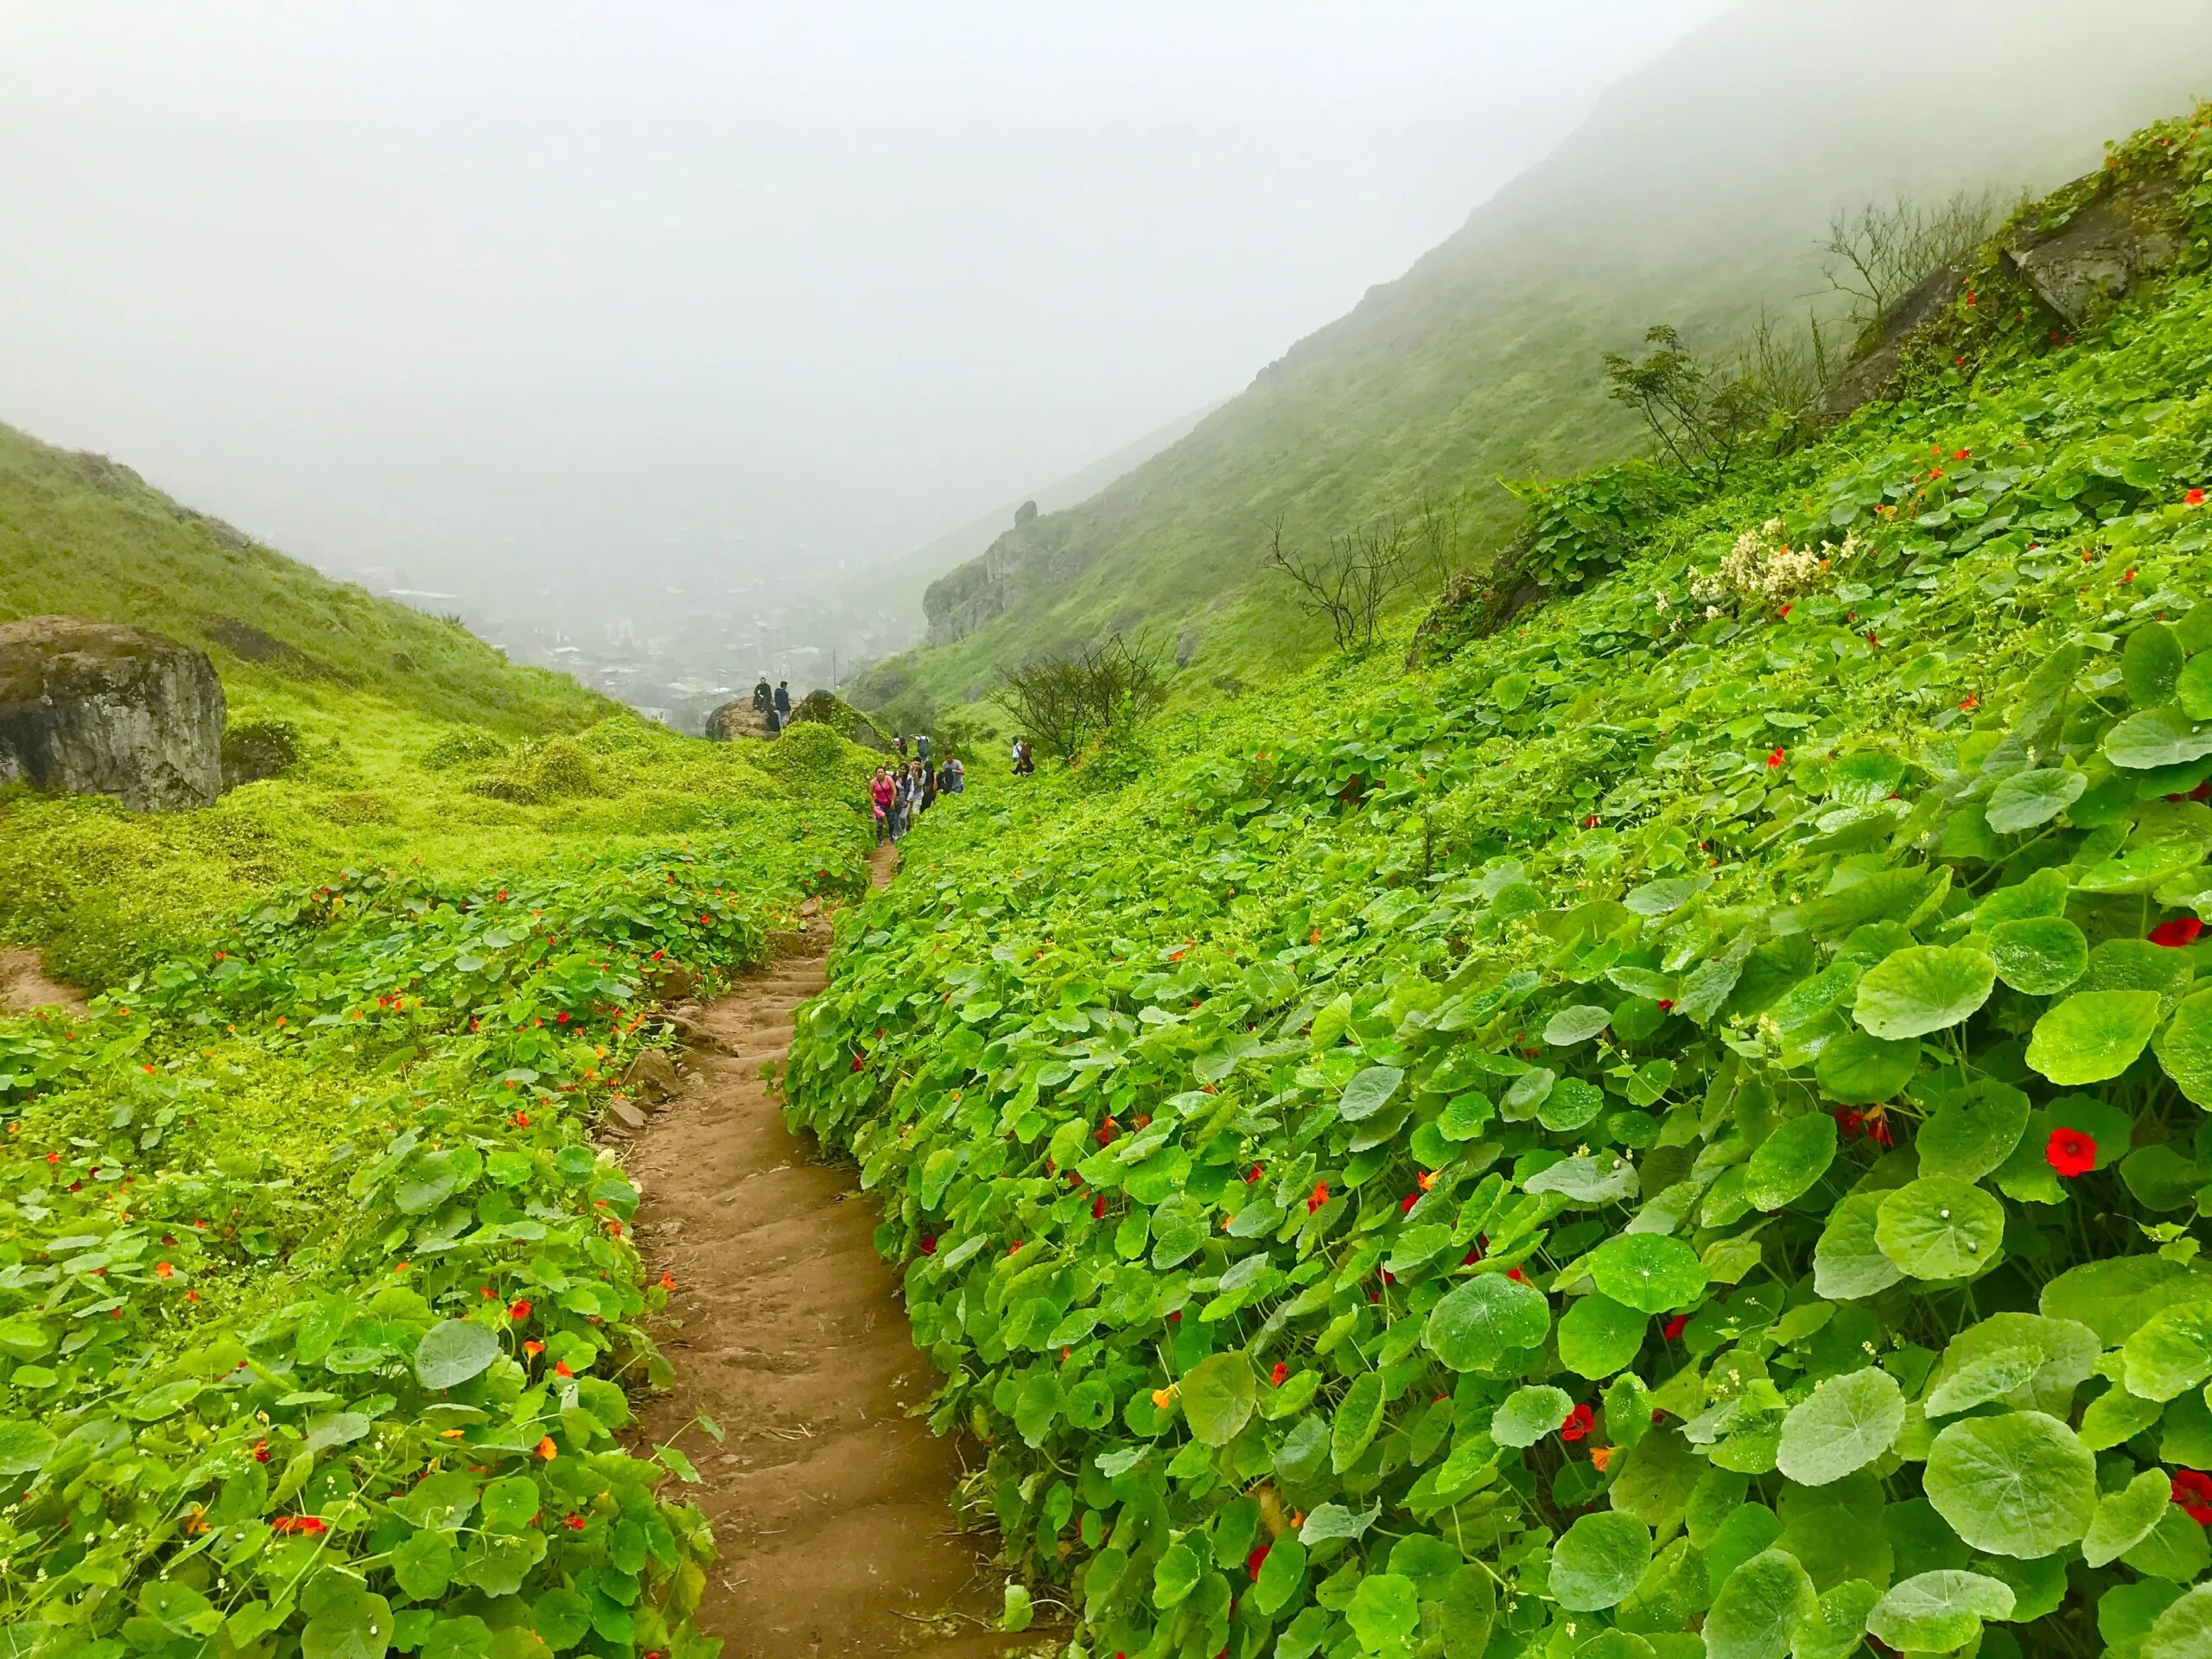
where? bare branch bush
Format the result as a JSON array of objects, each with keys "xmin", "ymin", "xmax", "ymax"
[
  {"xmin": 1265, "ymin": 516, "xmax": 1413, "ymax": 652},
  {"xmin": 1821, "ymin": 187, "xmax": 2007, "ymax": 328},
  {"xmin": 1409, "ymin": 493, "xmax": 1472, "ymax": 597},
  {"xmin": 988, "ymin": 632, "xmax": 1170, "ymax": 761}
]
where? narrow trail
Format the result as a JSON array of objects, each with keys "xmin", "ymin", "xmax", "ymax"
[
  {"xmin": 629, "ymin": 843, "xmax": 1020, "ymax": 1659},
  {"xmin": 0, "ymin": 946, "xmax": 87, "ymax": 1019}
]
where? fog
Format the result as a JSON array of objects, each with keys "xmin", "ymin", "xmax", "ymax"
[{"xmin": 0, "ymin": 2, "xmax": 1719, "ymax": 648}]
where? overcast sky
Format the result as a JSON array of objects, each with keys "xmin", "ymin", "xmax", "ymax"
[{"xmin": 0, "ymin": 3, "xmax": 1726, "ymax": 589}]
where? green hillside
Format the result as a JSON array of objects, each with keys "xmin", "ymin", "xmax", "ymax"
[
  {"xmin": 853, "ymin": 1, "xmax": 2212, "ymax": 721},
  {"xmin": 0, "ymin": 422, "xmax": 609, "ymax": 734},
  {"xmin": 789, "ymin": 105, "xmax": 2212, "ymax": 1659}
]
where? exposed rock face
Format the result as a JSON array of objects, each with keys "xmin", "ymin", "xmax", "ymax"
[
  {"xmin": 0, "ymin": 617, "xmax": 226, "ymax": 810},
  {"xmin": 924, "ymin": 505, "xmax": 1047, "ymax": 646},
  {"xmin": 702, "ymin": 700, "xmax": 773, "ymax": 741},
  {"xmin": 1821, "ymin": 265, "xmax": 1963, "ymax": 420},
  {"xmin": 2000, "ymin": 186, "xmax": 2183, "ymax": 326}
]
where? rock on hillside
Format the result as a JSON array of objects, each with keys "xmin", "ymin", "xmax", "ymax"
[
  {"xmin": 0, "ymin": 616, "xmax": 225, "ymax": 810},
  {"xmin": 702, "ymin": 700, "xmax": 774, "ymax": 741}
]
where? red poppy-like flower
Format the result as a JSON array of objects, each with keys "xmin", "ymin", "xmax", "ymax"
[
  {"xmin": 2151, "ymin": 917, "xmax": 2204, "ymax": 948},
  {"xmin": 1091, "ymin": 1195, "xmax": 1106, "ymax": 1220},
  {"xmin": 2046, "ymin": 1128, "xmax": 2097, "ymax": 1178},
  {"xmin": 658, "ymin": 1272, "xmax": 676, "ymax": 1291},
  {"xmin": 1777, "ymin": 603, "xmax": 1792, "ymax": 619},
  {"xmin": 1656, "ymin": 998, "xmax": 1675, "ymax": 1012},
  {"xmin": 1400, "ymin": 1191, "xmax": 1421, "ymax": 1214},
  {"xmin": 1506, "ymin": 1266, "xmax": 1527, "ymax": 1283},
  {"xmin": 2173, "ymin": 1468, "xmax": 2212, "ymax": 1523},
  {"xmin": 850, "ymin": 1052, "xmax": 866, "ymax": 1072},
  {"xmin": 919, "ymin": 1235, "xmax": 937, "ymax": 1255},
  {"xmin": 1662, "ymin": 1314, "xmax": 1688, "ymax": 1341},
  {"xmin": 1246, "ymin": 1544, "xmax": 1271, "ymax": 1582},
  {"xmin": 272, "ymin": 1515, "xmax": 328, "ymax": 1535},
  {"xmin": 2189, "ymin": 488, "xmax": 2207, "ymax": 508},
  {"xmin": 1269, "ymin": 1363, "xmax": 1289, "ymax": 1387},
  {"xmin": 524, "ymin": 1339, "xmax": 544, "ymax": 1357},
  {"xmin": 564, "ymin": 1514, "xmax": 587, "ymax": 1531},
  {"xmin": 1246, "ymin": 1164, "xmax": 1264, "ymax": 1185},
  {"xmin": 1560, "ymin": 1402, "xmax": 1594, "ymax": 1442},
  {"xmin": 554, "ymin": 1360, "xmax": 574, "ymax": 1379},
  {"xmin": 1766, "ymin": 747, "xmax": 1786, "ymax": 769},
  {"xmin": 252, "ymin": 1440, "xmax": 270, "ymax": 1463},
  {"xmin": 1833, "ymin": 1107, "xmax": 1866, "ymax": 1141},
  {"xmin": 1307, "ymin": 1181, "xmax": 1330, "ymax": 1215},
  {"xmin": 155, "ymin": 1262, "xmax": 175, "ymax": 1279},
  {"xmin": 1461, "ymin": 1247, "xmax": 1482, "ymax": 1266}
]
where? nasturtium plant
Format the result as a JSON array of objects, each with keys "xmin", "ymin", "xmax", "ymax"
[{"xmin": 769, "ymin": 107, "xmax": 2212, "ymax": 1659}]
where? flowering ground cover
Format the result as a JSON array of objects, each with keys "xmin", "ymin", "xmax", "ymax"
[
  {"xmin": 0, "ymin": 716, "xmax": 876, "ymax": 1659},
  {"xmin": 787, "ymin": 110, "xmax": 2212, "ymax": 1659}
]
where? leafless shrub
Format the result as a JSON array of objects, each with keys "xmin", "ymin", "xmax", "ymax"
[
  {"xmin": 989, "ymin": 632, "xmax": 1169, "ymax": 760},
  {"xmin": 1821, "ymin": 188, "xmax": 2007, "ymax": 328},
  {"xmin": 1265, "ymin": 516, "xmax": 1413, "ymax": 652}
]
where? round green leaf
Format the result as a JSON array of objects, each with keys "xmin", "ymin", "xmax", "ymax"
[
  {"xmin": 1923, "ymin": 1410, "xmax": 2096, "ymax": 1558},
  {"xmin": 415, "ymin": 1320, "xmax": 500, "ymax": 1390},
  {"xmin": 1537, "ymin": 1077, "xmax": 1605, "ymax": 1133},
  {"xmin": 1345, "ymin": 1574, "xmax": 1420, "ymax": 1651},
  {"xmin": 1148, "ymin": 1196, "xmax": 1208, "ymax": 1268},
  {"xmin": 2082, "ymin": 1468, "xmax": 2172, "ymax": 1567},
  {"xmin": 1332, "ymin": 1370, "xmax": 1385, "ymax": 1471},
  {"xmin": 1544, "ymin": 1005, "xmax": 1611, "ymax": 1046},
  {"xmin": 1743, "ymin": 1112, "xmax": 1838, "ymax": 1211},
  {"xmin": 1865, "ymin": 1570, "xmax": 2014, "ymax": 1654},
  {"xmin": 1491, "ymin": 1385, "xmax": 1573, "ymax": 1448},
  {"xmin": 1853, "ymin": 946, "xmax": 1995, "ymax": 1039},
  {"xmin": 1704, "ymin": 1548, "xmax": 1816, "ymax": 1659},
  {"xmin": 1986, "ymin": 916, "xmax": 2089, "ymax": 995},
  {"xmin": 2180, "ymin": 652, "xmax": 2212, "ymax": 721},
  {"xmin": 301, "ymin": 1591, "xmax": 393, "ymax": 1659},
  {"xmin": 1986, "ymin": 767, "xmax": 2086, "ymax": 833},
  {"xmin": 1774, "ymin": 1366, "xmax": 1904, "ymax": 1486},
  {"xmin": 2027, "ymin": 989, "xmax": 2164, "ymax": 1084},
  {"xmin": 1179, "ymin": 1350, "xmax": 1255, "ymax": 1446},
  {"xmin": 0, "ymin": 1420, "xmax": 57, "ymax": 1477},
  {"xmin": 1338, "ymin": 1065, "xmax": 1405, "ymax": 1122},
  {"xmin": 1814, "ymin": 1028, "xmax": 1918, "ymax": 1104},
  {"xmin": 2126, "ymin": 622, "xmax": 2186, "ymax": 706},
  {"xmin": 2154, "ymin": 988, "xmax": 2212, "ymax": 1106},
  {"xmin": 2122, "ymin": 1299, "xmax": 2212, "ymax": 1402},
  {"xmin": 1916, "ymin": 1085, "xmax": 2031, "ymax": 1183},
  {"xmin": 1875, "ymin": 1176, "xmax": 2004, "ymax": 1281},
  {"xmin": 2145, "ymin": 1585, "xmax": 2212, "ymax": 1659},
  {"xmin": 1549, "ymin": 1511, "xmax": 1653, "ymax": 1611},
  {"xmin": 1439, "ymin": 1565, "xmax": 1496, "ymax": 1659},
  {"xmin": 2105, "ymin": 705, "xmax": 2212, "ymax": 770},
  {"xmin": 1153, "ymin": 1539, "xmax": 1202, "ymax": 1608},
  {"xmin": 1590, "ymin": 1233, "xmax": 1707, "ymax": 1314},
  {"xmin": 1558, "ymin": 1294, "xmax": 1647, "ymax": 1380},
  {"xmin": 1795, "ymin": 1581, "xmax": 1880, "ymax": 1659},
  {"xmin": 1424, "ymin": 1272, "xmax": 1550, "ymax": 1370}
]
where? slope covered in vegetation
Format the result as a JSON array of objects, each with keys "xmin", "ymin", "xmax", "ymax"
[
  {"xmin": 0, "ymin": 427, "xmax": 888, "ymax": 1659},
  {"xmin": 787, "ymin": 106, "xmax": 2212, "ymax": 1659},
  {"xmin": 851, "ymin": 0, "xmax": 2212, "ymax": 721}
]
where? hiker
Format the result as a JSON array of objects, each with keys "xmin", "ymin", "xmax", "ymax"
[
  {"xmin": 944, "ymin": 754, "xmax": 965, "ymax": 793},
  {"xmin": 752, "ymin": 675, "xmax": 772, "ymax": 716},
  {"xmin": 1013, "ymin": 737, "xmax": 1034, "ymax": 776},
  {"xmin": 869, "ymin": 766, "xmax": 896, "ymax": 846},
  {"xmin": 916, "ymin": 731, "xmax": 931, "ymax": 766},
  {"xmin": 919, "ymin": 756, "xmax": 938, "ymax": 813},
  {"xmin": 897, "ymin": 733, "xmax": 909, "ymax": 760},
  {"xmin": 774, "ymin": 680, "xmax": 792, "ymax": 723}
]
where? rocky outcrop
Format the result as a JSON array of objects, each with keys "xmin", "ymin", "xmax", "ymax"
[
  {"xmin": 1821, "ymin": 265, "xmax": 1964, "ymax": 420},
  {"xmin": 786, "ymin": 689, "xmax": 893, "ymax": 752},
  {"xmin": 702, "ymin": 700, "xmax": 774, "ymax": 741},
  {"xmin": 0, "ymin": 617, "xmax": 226, "ymax": 810},
  {"xmin": 924, "ymin": 505, "xmax": 1047, "ymax": 646},
  {"xmin": 1999, "ymin": 181, "xmax": 2184, "ymax": 327}
]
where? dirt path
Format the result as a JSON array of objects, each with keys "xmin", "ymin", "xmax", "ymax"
[
  {"xmin": 0, "ymin": 947, "xmax": 87, "ymax": 1019},
  {"xmin": 628, "ymin": 844, "xmax": 1021, "ymax": 1659}
]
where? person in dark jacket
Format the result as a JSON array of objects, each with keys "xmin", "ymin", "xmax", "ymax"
[{"xmin": 774, "ymin": 681, "xmax": 792, "ymax": 723}]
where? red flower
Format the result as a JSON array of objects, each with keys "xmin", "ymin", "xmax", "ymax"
[
  {"xmin": 271, "ymin": 1516, "xmax": 327, "ymax": 1535},
  {"xmin": 2151, "ymin": 917, "xmax": 2203, "ymax": 948},
  {"xmin": 155, "ymin": 1262, "xmax": 175, "ymax": 1279},
  {"xmin": 1833, "ymin": 1107, "xmax": 1866, "ymax": 1141},
  {"xmin": 1307, "ymin": 1181, "xmax": 1330, "ymax": 1215},
  {"xmin": 554, "ymin": 1361, "xmax": 574, "ymax": 1379},
  {"xmin": 1461, "ymin": 1247, "xmax": 1482, "ymax": 1266},
  {"xmin": 509, "ymin": 1299, "xmax": 532, "ymax": 1320},
  {"xmin": 1766, "ymin": 747, "xmax": 1786, "ymax": 769},
  {"xmin": 1269, "ymin": 1363, "xmax": 1289, "ymax": 1387},
  {"xmin": 1662, "ymin": 1314, "xmax": 1688, "ymax": 1341},
  {"xmin": 919, "ymin": 1234, "xmax": 936, "ymax": 1254},
  {"xmin": 1246, "ymin": 1544, "xmax": 1271, "ymax": 1582},
  {"xmin": 1656, "ymin": 999, "xmax": 1675, "ymax": 1012},
  {"xmin": 251, "ymin": 1440, "xmax": 270, "ymax": 1463},
  {"xmin": 1506, "ymin": 1266, "xmax": 1526, "ymax": 1283},
  {"xmin": 2189, "ymin": 488, "xmax": 2207, "ymax": 507},
  {"xmin": 1777, "ymin": 603, "xmax": 1792, "ymax": 619},
  {"xmin": 563, "ymin": 1514, "xmax": 587, "ymax": 1531},
  {"xmin": 2046, "ymin": 1128, "xmax": 2097, "ymax": 1178},
  {"xmin": 1246, "ymin": 1164, "xmax": 1263, "ymax": 1185},
  {"xmin": 1560, "ymin": 1402, "xmax": 1594, "ymax": 1442},
  {"xmin": 524, "ymin": 1340, "xmax": 544, "ymax": 1357},
  {"xmin": 850, "ymin": 1052, "xmax": 866, "ymax": 1072},
  {"xmin": 2174, "ymin": 1468, "xmax": 2212, "ymax": 1523},
  {"xmin": 1400, "ymin": 1191, "xmax": 1421, "ymax": 1214}
]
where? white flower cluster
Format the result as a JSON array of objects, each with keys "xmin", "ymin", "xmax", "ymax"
[{"xmin": 1688, "ymin": 518, "xmax": 1861, "ymax": 608}]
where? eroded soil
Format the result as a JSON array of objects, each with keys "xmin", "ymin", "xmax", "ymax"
[
  {"xmin": 0, "ymin": 946, "xmax": 87, "ymax": 1018},
  {"xmin": 628, "ymin": 848, "xmax": 1027, "ymax": 1659}
]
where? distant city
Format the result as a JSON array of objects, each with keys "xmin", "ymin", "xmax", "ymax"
[{"xmin": 336, "ymin": 556, "xmax": 921, "ymax": 734}]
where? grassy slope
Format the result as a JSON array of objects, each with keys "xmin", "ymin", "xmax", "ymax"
[
  {"xmin": 787, "ymin": 109, "xmax": 2212, "ymax": 1659},
  {"xmin": 855, "ymin": 1, "xmax": 2212, "ymax": 715},
  {"xmin": 0, "ymin": 422, "xmax": 610, "ymax": 734}
]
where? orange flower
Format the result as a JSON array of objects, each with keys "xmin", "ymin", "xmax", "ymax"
[{"xmin": 536, "ymin": 1436, "xmax": 558, "ymax": 1459}]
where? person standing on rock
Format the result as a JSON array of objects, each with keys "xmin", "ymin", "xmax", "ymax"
[{"xmin": 774, "ymin": 680, "xmax": 792, "ymax": 725}]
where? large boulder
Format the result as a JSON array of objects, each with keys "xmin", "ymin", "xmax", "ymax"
[
  {"xmin": 702, "ymin": 700, "xmax": 774, "ymax": 741},
  {"xmin": 0, "ymin": 616, "xmax": 226, "ymax": 810}
]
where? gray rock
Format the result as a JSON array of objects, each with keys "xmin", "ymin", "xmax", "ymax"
[
  {"xmin": 1821, "ymin": 265, "xmax": 1962, "ymax": 421},
  {"xmin": 0, "ymin": 616, "xmax": 225, "ymax": 810},
  {"xmin": 2001, "ymin": 188, "xmax": 2183, "ymax": 327},
  {"xmin": 622, "ymin": 1046, "xmax": 681, "ymax": 1103},
  {"xmin": 603, "ymin": 1098, "xmax": 648, "ymax": 1132},
  {"xmin": 702, "ymin": 699, "xmax": 773, "ymax": 741}
]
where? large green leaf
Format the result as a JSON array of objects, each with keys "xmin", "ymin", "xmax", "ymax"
[
  {"xmin": 1491, "ymin": 1385, "xmax": 1573, "ymax": 1448},
  {"xmin": 1812, "ymin": 1193, "xmax": 1901, "ymax": 1300},
  {"xmin": 1813, "ymin": 1029, "xmax": 1917, "ymax": 1104},
  {"xmin": 1984, "ymin": 767, "xmax": 2085, "ymax": 833},
  {"xmin": 1424, "ymin": 1273, "xmax": 1550, "ymax": 1369},
  {"xmin": 2105, "ymin": 704, "xmax": 2212, "ymax": 770},
  {"xmin": 2154, "ymin": 988, "xmax": 2212, "ymax": 1105},
  {"xmin": 1986, "ymin": 916, "xmax": 2088, "ymax": 995},
  {"xmin": 1331, "ymin": 1370, "xmax": 1385, "ymax": 1471},
  {"xmin": 1179, "ymin": 1350, "xmax": 1255, "ymax": 1446},
  {"xmin": 1922, "ymin": 1410, "xmax": 2096, "ymax": 1558},
  {"xmin": 415, "ymin": 1321, "xmax": 500, "ymax": 1390},
  {"xmin": 1439, "ymin": 1566, "xmax": 1496, "ymax": 1659},
  {"xmin": 1742, "ymin": 1112, "xmax": 1838, "ymax": 1211},
  {"xmin": 2082, "ymin": 1468, "xmax": 2172, "ymax": 1567},
  {"xmin": 0, "ymin": 1420, "xmax": 57, "ymax": 1477},
  {"xmin": 1915, "ymin": 1084, "xmax": 2030, "ymax": 1182},
  {"xmin": 1344, "ymin": 1574, "xmax": 1420, "ymax": 1651},
  {"xmin": 1865, "ymin": 1571, "xmax": 2014, "ymax": 1654},
  {"xmin": 2027, "ymin": 989, "xmax": 2165, "ymax": 1084},
  {"xmin": 2041, "ymin": 1254, "xmax": 2212, "ymax": 1343},
  {"xmin": 1791, "ymin": 1580, "xmax": 1880, "ymax": 1659},
  {"xmin": 1590, "ymin": 1233, "xmax": 1707, "ymax": 1313},
  {"xmin": 301, "ymin": 1590, "xmax": 394, "ymax": 1659},
  {"xmin": 1549, "ymin": 1511, "xmax": 1653, "ymax": 1611},
  {"xmin": 1852, "ymin": 946, "xmax": 1994, "ymax": 1039},
  {"xmin": 1875, "ymin": 1177, "xmax": 2004, "ymax": 1281},
  {"xmin": 2122, "ymin": 1299, "xmax": 2212, "ymax": 1401},
  {"xmin": 1705, "ymin": 1548, "xmax": 1816, "ymax": 1659},
  {"xmin": 2145, "ymin": 1585, "xmax": 2212, "ymax": 1659},
  {"xmin": 1773, "ymin": 1367, "xmax": 1904, "ymax": 1485},
  {"xmin": 1557, "ymin": 1294, "xmax": 1647, "ymax": 1380},
  {"xmin": 1338, "ymin": 1065, "xmax": 1406, "ymax": 1122}
]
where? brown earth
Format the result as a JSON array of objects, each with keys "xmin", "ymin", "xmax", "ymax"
[
  {"xmin": 628, "ymin": 846, "xmax": 1036, "ymax": 1659},
  {"xmin": 0, "ymin": 946, "xmax": 87, "ymax": 1018}
]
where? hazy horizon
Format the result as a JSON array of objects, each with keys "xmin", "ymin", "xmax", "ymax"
[{"xmin": 0, "ymin": 3, "xmax": 1725, "ymax": 609}]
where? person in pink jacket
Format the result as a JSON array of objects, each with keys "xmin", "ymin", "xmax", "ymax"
[{"xmin": 868, "ymin": 767, "xmax": 896, "ymax": 846}]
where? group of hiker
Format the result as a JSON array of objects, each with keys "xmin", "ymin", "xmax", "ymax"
[
  {"xmin": 751, "ymin": 675, "xmax": 792, "ymax": 734},
  {"xmin": 871, "ymin": 729, "xmax": 964, "ymax": 844}
]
